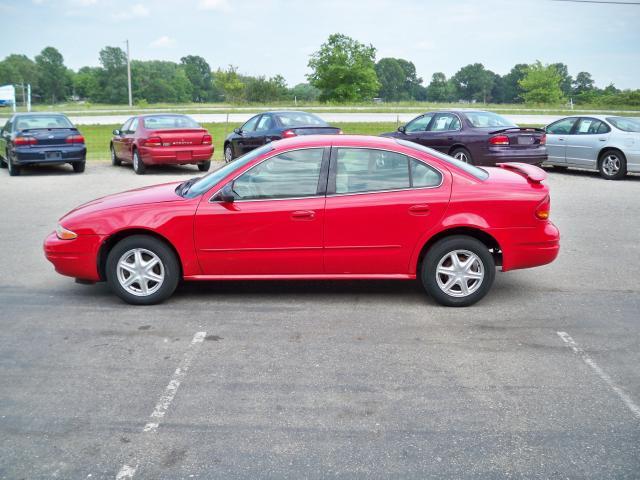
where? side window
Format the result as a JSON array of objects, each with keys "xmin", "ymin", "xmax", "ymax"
[
  {"xmin": 410, "ymin": 159, "xmax": 442, "ymax": 187},
  {"xmin": 576, "ymin": 118, "xmax": 609, "ymax": 135},
  {"xmin": 255, "ymin": 115, "xmax": 273, "ymax": 132},
  {"xmin": 430, "ymin": 113, "xmax": 461, "ymax": 132},
  {"xmin": 2, "ymin": 120, "xmax": 11, "ymax": 134},
  {"xmin": 242, "ymin": 116, "xmax": 260, "ymax": 132},
  {"xmin": 232, "ymin": 148, "xmax": 324, "ymax": 200},
  {"xmin": 405, "ymin": 114, "xmax": 434, "ymax": 133},
  {"xmin": 335, "ymin": 148, "xmax": 410, "ymax": 194},
  {"xmin": 129, "ymin": 118, "xmax": 139, "ymax": 133},
  {"xmin": 547, "ymin": 118, "xmax": 578, "ymax": 135},
  {"xmin": 121, "ymin": 118, "xmax": 132, "ymax": 133}
]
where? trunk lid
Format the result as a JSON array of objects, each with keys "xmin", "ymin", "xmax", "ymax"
[
  {"xmin": 148, "ymin": 128, "xmax": 209, "ymax": 146},
  {"xmin": 288, "ymin": 126, "xmax": 341, "ymax": 136},
  {"xmin": 20, "ymin": 128, "xmax": 79, "ymax": 147},
  {"xmin": 488, "ymin": 127, "xmax": 546, "ymax": 149}
]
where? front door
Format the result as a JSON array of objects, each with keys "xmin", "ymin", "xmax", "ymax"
[
  {"xmin": 194, "ymin": 147, "xmax": 329, "ymax": 275},
  {"xmin": 113, "ymin": 118, "xmax": 132, "ymax": 159},
  {"xmin": 234, "ymin": 115, "xmax": 260, "ymax": 157},
  {"xmin": 324, "ymin": 147, "xmax": 450, "ymax": 275},
  {"xmin": 545, "ymin": 117, "xmax": 579, "ymax": 166}
]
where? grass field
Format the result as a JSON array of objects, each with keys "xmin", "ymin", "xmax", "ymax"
[{"xmin": 81, "ymin": 122, "xmax": 403, "ymax": 161}]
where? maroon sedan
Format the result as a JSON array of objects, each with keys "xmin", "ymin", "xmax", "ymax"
[
  {"xmin": 382, "ymin": 110, "xmax": 547, "ymax": 166},
  {"xmin": 110, "ymin": 114, "xmax": 213, "ymax": 174}
]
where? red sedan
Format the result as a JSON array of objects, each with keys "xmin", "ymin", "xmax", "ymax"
[
  {"xmin": 110, "ymin": 114, "xmax": 214, "ymax": 174},
  {"xmin": 44, "ymin": 135, "xmax": 559, "ymax": 307}
]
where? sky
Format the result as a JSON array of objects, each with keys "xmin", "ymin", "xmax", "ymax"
[{"xmin": 0, "ymin": 0, "xmax": 639, "ymax": 89}]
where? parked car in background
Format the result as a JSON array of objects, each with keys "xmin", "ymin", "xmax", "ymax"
[
  {"xmin": 44, "ymin": 135, "xmax": 559, "ymax": 307},
  {"xmin": 110, "ymin": 114, "xmax": 213, "ymax": 175},
  {"xmin": 381, "ymin": 110, "xmax": 547, "ymax": 166},
  {"xmin": 544, "ymin": 115, "xmax": 640, "ymax": 180},
  {"xmin": 223, "ymin": 111, "xmax": 341, "ymax": 162},
  {"xmin": 0, "ymin": 113, "xmax": 86, "ymax": 176}
]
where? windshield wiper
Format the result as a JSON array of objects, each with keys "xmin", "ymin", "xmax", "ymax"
[{"xmin": 177, "ymin": 177, "xmax": 199, "ymax": 197}]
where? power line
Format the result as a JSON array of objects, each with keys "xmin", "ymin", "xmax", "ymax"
[{"xmin": 551, "ymin": 0, "xmax": 640, "ymax": 4}]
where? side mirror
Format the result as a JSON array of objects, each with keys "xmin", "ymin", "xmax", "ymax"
[
  {"xmin": 112, "ymin": 129, "xmax": 121, "ymax": 136},
  {"xmin": 233, "ymin": 128, "xmax": 242, "ymax": 135},
  {"xmin": 213, "ymin": 183, "xmax": 235, "ymax": 203},
  {"xmin": 397, "ymin": 125, "xmax": 406, "ymax": 134}
]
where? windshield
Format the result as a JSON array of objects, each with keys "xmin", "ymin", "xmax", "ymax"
[
  {"xmin": 395, "ymin": 139, "xmax": 489, "ymax": 180},
  {"xmin": 465, "ymin": 111, "xmax": 515, "ymax": 128},
  {"xmin": 14, "ymin": 115, "xmax": 73, "ymax": 131},
  {"xmin": 184, "ymin": 144, "xmax": 275, "ymax": 198},
  {"xmin": 606, "ymin": 116, "xmax": 640, "ymax": 133},
  {"xmin": 275, "ymin": 112, "xmax": 327, "ymax": 127},
  {"xmin": 143, "ymin": 115, "xmax": 200, "ymax": 129}
]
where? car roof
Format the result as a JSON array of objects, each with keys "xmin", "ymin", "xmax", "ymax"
[
  {"xmin": 270, "ymin": 134, "xmax": 402, "ymax": 150},
  {"xmin": 12, "ymin": 112, "xmax": 69, "ymax": 117},
  {"xmin": 262, "ymin": 110, "xmax": 320, "ymax": 115}
]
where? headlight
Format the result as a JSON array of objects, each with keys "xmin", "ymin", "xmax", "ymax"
[{"xmin": 56, "ymin": 224, "xmax": 77, "ymax": 240}]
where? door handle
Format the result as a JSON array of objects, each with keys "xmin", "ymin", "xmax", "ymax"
[
  {"xmin": 558, "ymin": 138, "xmax": 564, "ymax": 141},
  {"xmin": 599, "ymin": 138, "xmax": 606, "ymax": 142},
  {"xmin": 291, "ymin": 210, "xmax": 315, "ymax": 220},
  {"xmin": 447, "ymin": 136, "xmax": 454, "ymax": 141},
  {"xmin": 409, "ymin": 204, "xmax": 430, "ymax": 215}
]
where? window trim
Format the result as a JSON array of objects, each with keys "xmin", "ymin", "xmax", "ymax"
[
  {"xmin": 326, "ymin": 146, "xmax": 444, "ymax": 197},
  {"xmin": 546, "ymin": 117, "xmax": 580, "ymax": 135},
  {"xmin": 574, "ymin": 117, "xmax": 611, "ymax": 135},
  {"xmin": 404, "ymin": 113, "xmax": 435, "ymax": 134},
  {"xmin": 208, "ymin": 146, "xmax": 331, "ymax": 203},
  {"xmin": 429, "ymin": 112, "xmax": 463, "ymax": 133}
]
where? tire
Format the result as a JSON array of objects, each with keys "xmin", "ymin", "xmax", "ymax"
[
  {"xmin": 553, "ymin": 165, "xmax": 568, "ymax": 171},
  {"xmin": 224, "ymin": 144, "xmax": 233, "ymax": 163},
  {"xmin": 197, "ymin": 160, "xmax": 211, "ymax": 172},
  {"xmin": 451, "ymin": 147, "xmax": 473, "ymax": 165},
  {"xmin": 7, "ymin": 153, "xmax": 20, "ymax": 176},
  {"xmin": 111, "ymin": 144, "xmax": 121, "ymax": 166},
  {"xmin": 599, "ymin": 150, "xmax": 627, "ymax": 180},
  {"xmin": 421, "ymin": 235, "xmax": 495, "ymax": 307},
  {"xmin": 72, "ymin": 162, "xmax": 85, "ymax": 173},
  {"xmin": 106, "ymin": 235, "xmax": 180, "ymax": 305},
  {"xmin": 132, "ymin": 149, "xmax": 145, "ymax": 175}
]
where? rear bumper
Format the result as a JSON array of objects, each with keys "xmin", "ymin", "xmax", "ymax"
[
  {"xmin": 13, "ymin": 145, "xmax": 86, "ymax": 165},
  {"xmin": 43, "ymin": 232, "xmax": 103, "ymax": 281},
  {"xmin": 139, "ymin": 145, "xmax": 213, "ymax": 165},
  {"xmin": 491, "ymin": 222, "xmax": 560, "ymax": 272},
  {"xmin": 481, "ymin": 147, "xmax": 547, "ymax": 167}
]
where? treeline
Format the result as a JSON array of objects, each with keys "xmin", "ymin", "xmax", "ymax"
[{"xmin": 0, "ymin": 34, "xmax": 638, "ymax": 106}]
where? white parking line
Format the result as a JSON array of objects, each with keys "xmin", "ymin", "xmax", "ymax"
[
  {"xmin": 557, "ymin": 331, "xmax": 640, "ymax": 419},
  {"xmin": 115, "ymin": 331, "xmax": 207, "ymax": 479}
]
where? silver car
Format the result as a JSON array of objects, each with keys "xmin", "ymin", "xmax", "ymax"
[{"xmin": 544, "ymin": 115, "xmax": 640, "ymax": 180}]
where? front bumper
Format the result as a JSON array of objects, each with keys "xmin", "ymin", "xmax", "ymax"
[
  {"xmin": 13, "ymin": 145, "xmax": 86, "ymax": 165},
  {"xmin": 491, "ymin": 222, "xmax": 560, "ymax": 272},
  {"xmin": 43, "ymin": 232, "xmax": 103, "ymax": 281},
  {"xmin": 139, "ymin": 145, "xmax": 214, "ymax": 165}
]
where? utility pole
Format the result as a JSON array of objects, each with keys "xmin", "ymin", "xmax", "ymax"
[{"xmin": 126, "ymin": 39, "xmax": 132, "ymax": 107}]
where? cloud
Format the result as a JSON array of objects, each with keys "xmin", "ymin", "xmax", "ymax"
[
  {"xmin": 198, "ymin": 0, "xmax": 231, "ymax": 12},
  {"xmin": 150, "ymin": 35, "xmax": 175, "ymax": 48},
  {"xmin": 112, "ymin": 3, "xmax": 149, "ymax": 20}
]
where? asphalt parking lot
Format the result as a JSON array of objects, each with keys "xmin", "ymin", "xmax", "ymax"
[{"xmin": 1, "ymin": 162, "xmax": 639, "ymax": 479}]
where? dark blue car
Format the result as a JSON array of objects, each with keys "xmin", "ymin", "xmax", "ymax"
[{"xmin": 0, "ymin": 113, "xmax": 86, "ymax": 176}]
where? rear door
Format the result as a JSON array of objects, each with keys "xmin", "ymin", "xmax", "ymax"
[
  {"xmin": 324, "ymin": 147, "xmax": 450, "ymax": 275},
  {"xmin": 425, "ymin": 113, "xmax": 462, "ymax": 153},
  {"xmin": 194, "ymin": 147, "xmax": 329, "ymax": 275},
  {"xmin": 565, "ymin": 117, "xmax": 610, "ymax": 168},
  {"xmin": 545, "ymin": 117, "xmax": 579, "ymax": 166}
]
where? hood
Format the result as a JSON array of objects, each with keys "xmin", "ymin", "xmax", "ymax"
[{"xmin": 62, "ymin": 181, "xmax": 184, "ymax": 221}]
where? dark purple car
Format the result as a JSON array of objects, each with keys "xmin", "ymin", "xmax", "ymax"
[{"xmin": 381, "ymin": 110, "xmax": 547, "ymax": 166}]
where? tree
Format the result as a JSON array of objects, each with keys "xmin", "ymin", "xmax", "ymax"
[
  {"xmin": 425, "ymin": 72, "xmax": 455, "ymax": 102},
  {"xmin": 180, "ymin": 55, "xmax": 214, "ymax": 102},
  {"xmin": 519, "ymin": 61, "xmax": 564, "ymax": 104},
  {"xmin": 73, "ymin": 66, "xmax": 100, "ymax": 100},
  {"xmin": 307, "ymin": 33, "xmax": 380, "ymax": 102},
  {"xmin": 97, "ymin": 46, "xmax": 128, "ymax": 104},
  {"xmin": 451, "ymin": 63, "xmax": 494, "ymax": 103},
  {"xmin": 35, "ymin": 47, "xmax": 70, "ymax": 103},
  {"xmin": 500, "ymin": 63, "xmax": 529, "ymax": 103},
  {"xmin": 573, "ymin": 71, "xmax": 595, "ymax": 95},
  {"xmin": 213, "ymin": 65, "xmax": 245, "ymax": 103},
  {"xmin": 245, "ymin": 75, "xmax": 289, "ymax": 103},
  {"xmin": 291, "ymin": 83, "xmax": 320, "ymax": 102},
  {"xmin": 551, "ymin": 63, "xmax": 573, "ymax": 97},
  {"xmin": 396, "ymin": 59, "xmax": 424, "ymax": 99},
  {"xmin": 0, "ymin": 54, "xmax": 39, "ymax": 90},
  {"xmin": 132, "ymin": 60, "xmax": 192, "ymax": 103},
  {"xmin": 375, "ymin": 58, "xmax": 406, "ymax": 101}
]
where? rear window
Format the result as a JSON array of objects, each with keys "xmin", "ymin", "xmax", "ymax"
[
  {"xmin": 14, "ymin": 115, "xmax": 73, "ymax": 130},
  {"xmin": 395, "ymin": 139, "xmax": 489, "ymax": 180},
  {"xmin": 465, "ymin": 112, "xmax": 515, "ymax": 128},
  {"xmin": 606, "ymin": 116, "xmax": 640, "ymax": 133},
  {"xmin": 143, "ymin": 115, "xmax": 200, "ymax": 129},
  {"xmin": 275, "ymin": 112, "xmax": 327, "ymax": 127}
]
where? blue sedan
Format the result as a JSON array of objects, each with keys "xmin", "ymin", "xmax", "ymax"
[{"xmin": 0, "ymin": 113, "xmax": 86, "ymax": 176}]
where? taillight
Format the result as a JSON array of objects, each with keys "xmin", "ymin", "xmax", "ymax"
[
  {"xmin": 535, "ymin": 195, "xmax": 551, "ymax": 220},
  {"xmin": 144, "ymin": 136, "xmax": 162, "ymax": 147},
  {"xmin": 202, "ymin": 134, "xmax": 212, "ymax": 145},
  {"xmin": 282, "ymin": 130, "xmax": 297, "ymax": 138},
  {"xmin": 65, "ymin": 135, "xmax": 85, "ymax": 144},
  {"xmin": 14, "ymin": 136, "xmax": 37, "ymax": 146},
  {"xmin": 489, "ymin": 135, "xmax": 510, "ymax": 146},
  {"xmin": 539, "ymin": 133, "xmax": 546, "ymax": 145}
]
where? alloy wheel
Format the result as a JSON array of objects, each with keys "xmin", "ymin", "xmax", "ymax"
[
  {"xmin": 435, "ymin": 249, "xmax": 484, "ymax": 297},
  {"xmin": 602, "ymin": 154, "xmax": 620, "ymax": 177},
  {"xmin": 454, "ymin": 151, "xmax": 469, "ymax": 163},
  {"xmin": 116, "ymin": 248, "xmax": 165, "ymax": 297},
  {"xmin": 224, "ymin": 146, "xmax": 233, "ymax": 163}
]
